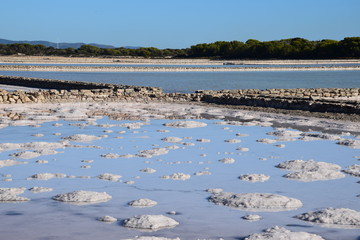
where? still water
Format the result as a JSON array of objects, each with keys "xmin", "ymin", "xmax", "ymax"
[{"xmin": 0, "ymin": 71, "xmax": 359, "ymax": 93}]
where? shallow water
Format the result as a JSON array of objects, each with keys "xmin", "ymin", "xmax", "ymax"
[
  {"xmin": 0, "ymin": 104, "xmax": 359, "ymax": 240},
  {"xmin": 1, "ymin": 70, "xmax": 360, "ymax": 93}
]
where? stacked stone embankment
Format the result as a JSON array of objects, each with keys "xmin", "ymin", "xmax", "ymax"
[{"xmin": 0, "ymin": 75, "xmax": 359, "ymax": 115}]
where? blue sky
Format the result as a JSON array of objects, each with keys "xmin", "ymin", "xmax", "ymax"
[{"xmin": 1, "ymin": 0, "xmax": 359, "ymax": 49}]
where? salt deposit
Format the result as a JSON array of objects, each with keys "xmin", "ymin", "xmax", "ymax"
[
  {"xmin": 128, "ymin": 198, "xmax": 158, "ymax": 208},
  {"xmin": 236, "ymin": 147, "xmax": 249, "ymax": 152},
  {"xmin": 140, "ymin": 168, "xmax": 156, "ymax": 173},
  {"xmin": 35, "ymin": 160, "xmax": 48, "ymax": 164},
  {"xmin": 29, "ymin": 187, "xmax": 53, "ymax": 193},
  {"xmin": 206, "ymin": 188, "xmax": 223, "ymax": 194},
  {"xmin": 28, "ymin": 173, "xmax": 66, "ymax": 180},
  {"xmin": 10, "ymin": 151, "xmax": 42, "ymax": 159},
  {"xmin": 256, "ymin": 138, "xmax": 277, "ymax": 144},
  {"xmin": 100, "ymin": 153, "xmax": 120, "ymax": 158},
  {"xmin": 218, "ymin": 158, "xmax": 235, "ymax": 164},
  {"xmin": 161, "ymin": 173, "xmax": 191, "ymax": 180},
  {"xmin": 123, "ymin": 236, "xmax": 180, "ymax": 240},
  {"xmin": 137, "ymin": 148, "xmax": 169, "ymax": 158},
  {"xmin": 194, "ymin": 171, "xmax": 212, "ymax": 176},
  {"xmin": 97, "ymin": 173, "xmax": 122, "ymax": 181},
  {"xmin": 224, "ymin": 139, "xmax": 241, "ymax": 143},
  {"xmin": 0, "ymin": 159, "xmax": 28, "ymax": 168},
  {"xmin": 163, "ymin": 121, "xmax": 207, "ymax": 128},
  {"xmin": 342, "ymin": 164, "xmax": 360, "ymax": 177},
  {"xmin": 52, "ymin": 190, "xmax": 112, "ymax": 204},
  {"xmin": 276, "ymin": 160, "xmax": 341, "ymax": 171},
  {"xmin": 283, "ymin": 169, "xmax": 345, "ymax": 182},
  {"xmin": 295, "ymin": 208, "xmax": 360, "ymax": 227},
  {"xmin": 242, "ymin": 214, "xmax": 262, "ymax": 221},
  {"xmin": 196, "ymin": 138, "xmax": 211, "ymax": 142},
  {"xmin": 123, "ymin": 214, "xmax": 179, "ymax": 231},
  {"xmin": 98, "ymin": 215, "xmax": 117, "ymax": 223},
  {"xmin": 244, "ymin": 226, "xmax": 325, "ymax": 240},
  {"xmin": 161, "ymin": 137, "xmax": 182, "ymax": 143},
  {"xmin": 336, "ymin": 139, "xmax": 360, "ymax": 149},
  {"xmin": 0, "ymin": 187, "xmax": 30, "ymax": 202},
  {"xmin": 239, "ymin": 174, "xmax": 270, "ymax": 182},
  {"xmin": 62, "ymin": 134, "xmax": 101, "ymax": 142},
  {"xmin": 209, "ymin": 192, "xmax": 303, "ymax": 211}
]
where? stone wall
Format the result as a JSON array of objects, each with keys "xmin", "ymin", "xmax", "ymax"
[{"xmin": 0, "ymin": 75, "xmax": 359, "ymax": 115}]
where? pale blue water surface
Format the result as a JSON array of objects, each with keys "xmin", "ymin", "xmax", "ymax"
[{"xmin": 1, "ymin": 71, "xmax": 359, "ymax": 93}]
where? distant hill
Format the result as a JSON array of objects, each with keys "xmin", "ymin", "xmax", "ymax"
[{"xmin": 0, "ymin": 38, "xmax": 117, "ymax": 49}]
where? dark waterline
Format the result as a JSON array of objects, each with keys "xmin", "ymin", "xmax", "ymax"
[{"xmin": 0, "ymin": 71, "xmax": 359, "ymax": 93}]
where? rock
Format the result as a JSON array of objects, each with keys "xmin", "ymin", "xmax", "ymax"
[
  {"xmin": 62, "ymin": 134, "xmax": 101, "ymax": 142},
  {"xmin": 239, "ymin": 174, "xmax": 270, "ymax": 182},
  {"xmin": 29, "ymin": 187, "xmax": 53, "ymax": 193},
  {"xmin": 244, "ymin": 226, "xmax": 325, "ymax": 240},
  {"xmin": 218, "ymin": 158, "xmax": 235, "ymax": 164},
  {"xmin": 342, "ymin": 164, "xmax": 360, "ymax": 177},
  {"xmin": 98, "ymin": 215, "xmax": 117, "ymax": 223},
  {"xmin": 161, "ymin": 137, "xmax": 182, "ymax": 143},
  {"xmin": 295, "ymin": 208, "xmax": 360, "ymax": 227},
  {"xmin": 128, "ymin": 198, "xmax": 158, "ymax": 208},
  {"xmin": 52, "ymin": 190, "xmax": 112, "ymax": 205},
  {"xmin": 97, "ymin": 173, "xmax": 122, "ymax": 181},
  {"xmin": 0, "ymin": 187, "xmax": 30, "ymax": 202},
  {"xmin": 209, "ymin": 192, "xmax": 303, "ymax": 212},
  {"xmin": 123, "ymin": 215, "xmax": 179, "ymax": 231},
  {"xmin": 161, "ymin": 173, "xmax": 191, "ymax": 181},
  {"xmin": 28, "ymin": 173, "xmax": 66, "ymax": 180},
  {"xmin": 163, "ymin": 121, "xmax": 207, "ymax": 128},
  {"xmin": 242, "ymin": 214, "xmax": 262, "ymax": 221}
]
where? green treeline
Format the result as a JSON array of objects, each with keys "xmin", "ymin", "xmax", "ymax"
[{"xmin": 0, "ymin": 37, "xmax": 359, "ymax": 59}]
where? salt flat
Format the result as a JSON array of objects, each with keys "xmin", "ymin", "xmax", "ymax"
[{"xmin": 0, "ymin": 102, "xmax": 359, "ymax": 240}]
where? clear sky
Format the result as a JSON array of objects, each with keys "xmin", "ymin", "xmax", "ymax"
[{"xmin": 1, "ymin": 0, "xmax": 359, "ymax": 49}]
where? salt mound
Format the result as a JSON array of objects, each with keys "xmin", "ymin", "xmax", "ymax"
[
  {"xmin": 0, "ymin": 187, "xmax": 30, "ymax": 202},
  {"xmin": 137, "ymin": 148, "xmax": 169, "ymax": 158},
  {"xmin": 342, "ymin": 164, "xmax": 360, "ymax": 177},
  {"xmin": 163, "ymin": 121, "xmax": 207, "ymax": 128},
  {"xmin": 267, "ymin": 129, "xmax": 302, "ymax": 138},
  {"xmin": 224, "ymin": 139, "xmax": 241, "ymax": 143},
  {"xmin": 123, "ymin": 214, "xmax": 179, "ymax": 231},
  {"xmin": 140, "ymin": 168, "xmax": 156, "ymax": 173},
  {"xmin": 284, "ymin": 169, "xmax": 345, "ymax": 182},
  {"xmin": 295, "ymin": 208, "xmax": 360, "ymax": 227},
  {"xmin": 97, "ymin": 173, "xmax": 122, "ymax": 181},
  {"xmin": 239, "ymin": 174, "xmax": 270, "ymax": 182},
  {"xmin": 300, "ymin": 132, "xmax": 341, "ymax": 141},
  {"xmin": 276, "ymin": 160, "xmax": 345, "ymax": 181},
  {"xmin": 98, "ymin": 215, "xmax": 117, "ymax": 223},
  {"xmin": 0, "ymin": 159, "xmax": 28, "ymax": 168},
  {"xmin": 62, "ymin": 134, "xmax": 101, "ymax": 142},
  {"xmin": 128, "ymin": 198, "xmax": 158, "ymax": 208},
  {"xmin": 194, "ymin": 171, "xmax": 212, "ymax": 176},
  {"xmin": 161, "ymin": 173, "xmax": 191, "ymax": 180},
  {"xmin": 101, "ymin": 153, "xmax": 120, "ymax": 158},
  {"xmin": 124, "ymin": 237, "xmax": 180, "ymax": 240},
  {"xmin": 161, "ymin": 137, "xmax": 182, "ymax": 143},
  {"xmin": 28, "ymin": 173, "xmax": 66, "ymax": 180},
  {"xmin": 52, "ymin": 190, "xmax": 112, "ymax": 204},
  {"xmin": 196, "ymin": 138, "xmax": 211, "ymax": 143},
  {"xmin": 209, "ymin": 192, "xmax": 303, "ymax": 212},
  {"xmin": 276, "ymin": 160, "xmax": 341, "ymax": 171},
  {"xmin": 218, "ymin": 158, "xmax": 235, "ymax": 164},
  {"xmin": 29, "ymin": 187, "xmax": 53, "ymax": 193},
  {"xmin": 206, "ymin": 188, "xmax": 223, "ymax": 194},
  {"xmin": 244, "ymin": 226, "xmax": 325, "ymax": 240},
  {"xmin": 10, "ymin": 151, "xmax": 41, "ymax": 159},
  {"xmin": 256, "ymin": 138, "xmax": 277, "ymax": 144},
  {"xmin": 242, "ymin": 214, "xmax": 262, "ymax": 221},
  {"xmin": 237, "ymin": 147, "xmax": 250, "ymax": 152},
  {"xmin": 336, "ymin": 139, "xmax": 360, "ymax": 149}
]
